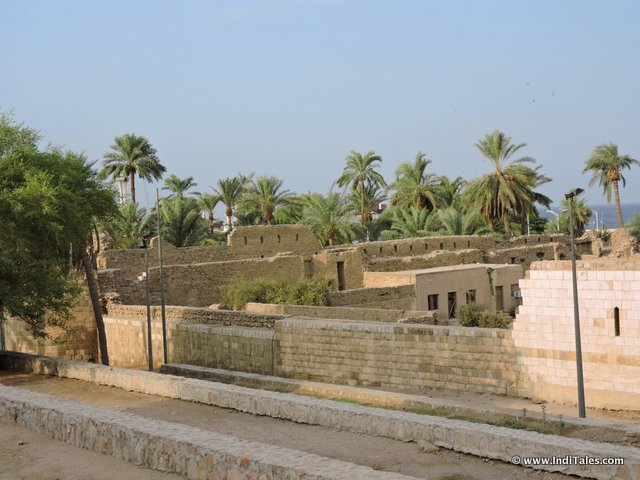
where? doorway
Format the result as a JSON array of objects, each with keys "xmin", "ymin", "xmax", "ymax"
[
  {"xmin": 336, "ymin": 261, "xmax": 346, "ymax": 291},
  {"xmin": 447, "ymin": 292, "xmax": 457, "ymax": 319}
]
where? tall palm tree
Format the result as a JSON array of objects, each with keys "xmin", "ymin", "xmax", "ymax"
[
  {"xmin": 336, "ymin": 150, "xmax": 387, "ymax": 224},
  {"xmin": 301, "ymin": 192, "xmax": 356, "ymax": 246},
  {"xmin": 214, "ymin": 175, "xmax": 249, "ymax": 231},
  {"xmin": 468, "ymin": 130, "xmax": 546, "ymax": 237},
  {"xmin": 559, "ymin": 197, "xmax": 592, "ymax": 236},
  {"xmin": 101, "ymin": 133, "xmax": 166, "ymax": 204},
  {"xmin": 239, "ymin": 175, "xmax": 294, "ymax": 225},
  {"xmin": 106, "ymin": 202, "xmax": 150, "ymax": 249},
  {"xmin": 390, "ymin": 151, "xmax": 440, "ymax": 210},
  {"xmin": 163, "ymin": 174, "xmax": 198, "ymax": 198},
  {"xmin": 583, "ymin": 143, "xmax": 638, "ymax": 227},
  {"xmin": 437, "ymin": 206, "xmax": 488, "ymax": 236},
  {"xmin": 435, "ymin": 176, "xmax": 466, "ymax": 208},
  {"xmin": 197, "ymin": 192, "xmax": 220, "ymax": 233}
]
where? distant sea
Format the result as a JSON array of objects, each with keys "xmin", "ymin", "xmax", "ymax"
[{"xmin": 542, "ymin": 202, "xmax": 640, "ymax": 229}]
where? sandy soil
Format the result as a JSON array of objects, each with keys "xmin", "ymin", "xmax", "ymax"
[{"xmin": 0, "ymin": 371, "xmax": 573, "ymax": 480}]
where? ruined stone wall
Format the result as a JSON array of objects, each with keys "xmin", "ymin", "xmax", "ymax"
[
  {"xmin": 327, "ymin": 285, "xmax": 416, "ymax": 309},
  {"xmin": 483, "ymin": 243, "xmax": 570, "ymax": 270},
  {"xmin": 312, "ymin": 248, "xmax": 365, "ymax": 290},
  {"xmin": 243, "ymin": 303, "xmax": 436, "ymax": 324},
  {"xmin": 3, "ymin": 289, "xmax": 97, "ymax": 362},
  {"xmin": 365, "ymin": 249, "xmax": 484, "ymax": 273},
  {"xmin": 497, "ymin": 234, "xmax": 568, "ymax": 249},
  {"xmin": 227, "ymin": 224, "xmax": 321, "ymax": 256},
  {"xmin": 512, "ymin": 259, "xmax": 640, "ymax": 410},
  {"xmin": 276, "ymin": 319, "xmax": 518, "ymax": 394},
  {"xmin": 357, "ymin": 235, "xmax": 498, "ymax": 259},
  {"xmin": 100, "ymin": 255, "xmax": 305, "ymax": 306}
]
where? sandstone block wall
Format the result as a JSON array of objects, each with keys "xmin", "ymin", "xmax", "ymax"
[
  {"xmin": 228, "ymin": 224, "xmax": 321, "ymax": 256},
  {"xmin": 365, "ymin": 249, "xmax": 485, "ymax": 273},
  {"xmin": 327, "ymin": 285, "xmax": 416, "ymax": 309},
  {"xmin": 356, "ymin": 235, "xmax": 497, "ymax": 259},
  {"xmin": 512, "ymin": 260, "xmax": 640, "ymax": 410},
  {"xmin": 276, "ymin": 318, "xmax": 519, "ymax": 394}
]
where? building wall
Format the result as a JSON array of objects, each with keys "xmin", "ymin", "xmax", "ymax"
[
  {"xmin": 365, "ymin": 249, "xmax": 485, "ymax": 273},
  {"xmin": 512, "ymin": 260, "xmax": 640, "ymax": 410},
  {"xmin": 327, "ymin": 285, "xmax": 416, "ymax": 310},
  {"xmin": 227, "ymin": 224, "xmax": 321, "ymax": 256}
]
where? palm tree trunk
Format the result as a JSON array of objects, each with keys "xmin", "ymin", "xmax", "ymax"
[
  {"xmin": 226, "ymin": 206, "xmax": 233, "ymax": 231},
  {"xmin": 80, "ymin": 242, "xmax": 109, "ymax": 365},
  {"xmin": 130, "ymin": 171, "xmax": 136, "ymax": 204},
  {"xmin": 502, "ymin": 211, "xmax": 512, "ymax": 238},
  {"xmin": 613, "ymin": 180, "xmax": 625, "ymax": 228},
  {"xmin": 360, "ymin": 182, "xmax": 366, "ymax": 224}
]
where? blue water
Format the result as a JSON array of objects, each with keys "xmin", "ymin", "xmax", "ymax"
[{"xmin": 542, "ymin": 203, "xmax": 640, "ymax": 228}]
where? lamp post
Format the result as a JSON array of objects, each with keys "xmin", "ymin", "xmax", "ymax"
[
  {"xmin": 565, "ymin": 187, "xmax": 586, "ymax": 418},
  {"xmin": 140, "ymin": 234, "xmax": 154, "ymax": 372},
  {"xmin": 156, "ymin": 189, "xmax": 168, "ymax": 365}
]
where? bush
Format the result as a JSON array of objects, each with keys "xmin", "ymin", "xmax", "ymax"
[
  {"xmin": 458, "ymin": 303, "xmax": 512, "ymax": 329},
  {"xmin": 220, "ymin": 277, "xmax": 336, "ymax": 310},
  {"xmin": 593, "ymin": 227, "xmax": 611, "ymax": 243}
]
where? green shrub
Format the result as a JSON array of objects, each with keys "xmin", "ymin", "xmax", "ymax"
[
  {"xmin": 458, "ymin": 303, "xmax": 512, "ymax": 329},
  {"xmin": 593, "ymin": 227, "xmax": 611, "ymax": 243},
  {"xmin": 219, "ymin": 276, "xmax": 336, "ymax": 310}
]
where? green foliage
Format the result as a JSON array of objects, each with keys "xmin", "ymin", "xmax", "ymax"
[
  {"xmin": 437, "ymin": 206, "xmax": 488, "ymax": 235},
  {"xmin": 0, "ymin": 114, "xmax": 118, "ymax": 335},
  {"xmin": 381, "ymin": 206, "xmax": 441, "ymax": 239},
  {"xmin": 458, "ymin": 303, "xmax": 512, "ymax": 329},
  {"xmin": 558, "ymin": 198, "xmax": 592, "ymax": 236},
  {"xmin": 336, "ymin": 150, "xmax": 386, "ymax": 223},
  {"xmin": 593, "ymin": 226, "xmax": 612, "ymax": 243},
  {"xmin": 219, "ymin": 277, "xmax": 336, "ymax": 310},
  {"xmin": 163, "ymin": 174, "xmax": 198, "ymax": 198},
  {"xmin": 106, "ymin": 202, "xmax": 153, "ymax": 249},
  {"xmin": 214, "ymin": 174, "xmax": 251, "ymax": 230},
  {"xmin": 301, "ymin": 192, "xmax": 356, "ymax": 246},
  {"xmin": 390, "ymin": 151, "xmax": 439, "ymax": 210},
  {"xmin": 159, "ymin": 196, "xmax": 209, "ymax": 247},
  {"xmin": 628, "ymin": 213, "xmax": 640, "ymax": 244},
  {"xmin": 237, "ymin": 175, "xmax": 295, "ymax": 225}
]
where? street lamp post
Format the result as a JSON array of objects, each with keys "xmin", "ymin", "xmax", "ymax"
[
  {"xmin": 565, "ymin": 187, "xmax": 586, "ymax": 418},
  {"xmin": 140, "ymin": 234, "xmax": 154, "ymax": 372},
  {"xmin": 156, "ymin": 189, "xmax": 168, "ymax": 365}
]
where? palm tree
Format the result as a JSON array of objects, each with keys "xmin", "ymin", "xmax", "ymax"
[
  {"xmin": 336, "ymin": 150, "xmax": 387, "ymax": 224},
  {"xmin": 382, "ymin": 206, "xmax": 441, "ymax": 239},
  {"xmin": 163, "ymin": 174, "xmax": 198, "ymax": 198},
  {"xmin": 197, "ymin": 193, "xmax": 220, "ymax": 233},
  {"xmin": 214, "ymin": 175, "xmax": 249, "ymax": 231},
  {"xmin": 435, "ymin": 176, "xmax": 466, "ymax": 208},
  {"xmin": 583, "ymin": 143, "xmax": 638, "ymax": 227},
  {"xmin": 437, "ymin": 206, "xmax": 488, "ymax": 236},
  {"xmin": 101, "ymin": 133, "xmax": 166, "ymax": 204},
  {"xmin": 390, "ymin": 151, "xmax": 440, "ymax": 210},
  {"xmin": 159, "ymin": 197, "xmax": 208, "ymax": 247},
  {"xmin": 239, "ymin": 176, "xmax": 294, "ymax": 225},
  {"xmin": 106, "ymin": 202, "xmax": 150, "ymax": 249},
  {"xmin": 559, "ymin": 197, "xmax": 592, "ymax": 236},
  {"xmin": 301, "ymin": 192, "xmax": 356, "ymax": 246},
  {"xmin": 468, "ymin": 130, "xmax": 546, "ymax": 237}
]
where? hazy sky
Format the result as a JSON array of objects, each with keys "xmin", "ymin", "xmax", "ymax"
[{"xmin": 2, "ymin": 0, "xmax": 639, "ymax": 211}]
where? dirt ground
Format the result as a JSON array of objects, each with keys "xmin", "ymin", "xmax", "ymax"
[{"xmin": 0, "ymin": 371, "xmax": 574, "ymax": 480}]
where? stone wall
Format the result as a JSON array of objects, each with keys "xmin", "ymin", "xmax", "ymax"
[
  {"xmin": 356, "ymin": 235, "xmax": 498, "ymax": 259},
  {"xmin": 365, "ymin": 249, "xmax": 484, "ymax": 273},
  {"xmin": 243, "ymin": 303, "xmax": 436, "ymax": 324},
  {"xmin": 3, "ymin": 289, "xmax": 97, "ymax": 362},
  {"xmin": 276, "ymin": 318, "xmax": 518, "ymax": 394},
  {"xmin": 327, "ymin": 285, "xmax": 416, "ymax": 309},
  {"xmin": 512, "ymin": 258, "xmax": 640, "ymax": 410},
  {"xmin": 483, "ymin": 242, "xmax": 570, "ymax": 270},
  {"xmin": 228, "ymin": 224, "xmax": 321, "ymax": 256}
]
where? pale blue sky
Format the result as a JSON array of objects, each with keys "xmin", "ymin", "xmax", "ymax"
[{"xmin": 2, "ymin": 0, "xmax": 639, "ymax": 210}]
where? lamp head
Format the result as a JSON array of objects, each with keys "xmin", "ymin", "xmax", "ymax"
[
  {"xmin": 139, "ymin": 233, "xmax": 151, "ymax": 249},
  {"xmin": 564, "ymin": 187, "xmax": 584, "ymax": 200}
]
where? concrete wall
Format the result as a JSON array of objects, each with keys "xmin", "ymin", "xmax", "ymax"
[{"xmin": 512, "ymin": 259, "xmax": 640, "ymax": 410}]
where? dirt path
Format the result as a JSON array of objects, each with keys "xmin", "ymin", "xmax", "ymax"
[{"xmin": 0, "ymin": 372, "xmax": 572, "ymax": 480}]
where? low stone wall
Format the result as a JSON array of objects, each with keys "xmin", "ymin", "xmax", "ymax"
[
  {"xmin": 243, "ymin": 303, "xmax": 436, "ymax": 324},
  {"xmin": 277, "ymin": 319, "xmax": 518, "ymax": 394},
  {"xmin": 356, "ymin": 235, "xmax": 497, "ymax": 259},
  {"xmin": 0, "ymin": 384, "xmax": 407, "ymax": 480},
  {"xmin": 3, "ymin": 352, "xmax": 638, "ymax": 480},
  {"xmin": 484, "ymin": 242, "xmax": 570, "ymax": 270},
  {"xmin": 327, "ymin": 285, "xmax": 416, "ymax": 309}
]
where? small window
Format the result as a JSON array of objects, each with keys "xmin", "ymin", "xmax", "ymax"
[
  {"xmin": 427, "ymin": 294, "xmax": 439, "ymax": 311},
  {"xmin": 393, "ymin": 245, "xmax": 398, "ymax": 253},
  {"xmin": 379, "ymin": 247, "xmax": 383, "ymax": 253},
  {"xmin": 614, "ymin": 307, "xmax": 620, "ymax": 336},
  {"xmin": 424, "ymin": 243, "xmax": 428, "ymax": 250},
  {"xmin": 363, "ymin": 249, "xmax": 367, "ymax": 255},
  {"xmin": 467, "ymin": 241, "xmax": 471, "ymax": 248},
  {"xmin": 277, "ymin": 235, "xmax": 281, "ymax": 244},
  {"xmin": 244, "ymin": 236, "xmax": 247, "ymax": 245},
  {"xmin": 260, "ymin": 236, "xmax": 264, "ymax": 244},
  {"xmin": 409, "ymin": 244, "xmax": 413, "ymax": 252},
  {"xmin": 536, "ymin": 252, "xmax": 545, "ymax": 260},
  {"xmin": 537, "ymin": 237, "xmax": 541, "ymax": 243},
  {"xmin": 453, "ymin": 242, "xmax": 457, "ymax": 248},
  {"xmin": 524, "ymin": 238, "xmax": 527, "ymax": 244},
  {"xmin": 466, "ymin": 289, "xmax": 476, "ymax": 304},
  {"xmin": 295, "ymin": 234, "xmax": 299, "ymax": 241},
  {"xmin": 510, "ymin": 257, "xmax": 516, "ymax": 264},
  {"xmin": 439, "ymin": 242, "xmax": 444, "ymax": 249}
]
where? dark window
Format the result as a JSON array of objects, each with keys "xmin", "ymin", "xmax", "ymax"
[
  {"xmin": 260, "ymin": 236, "xmax": 264, "ymax": 244},
  {"xmin": 393, "ymin": 245, "xmax": 398, "ymax": 253},
  {"xmin": 244, "ymin": 236, "xmax": 247, "ymax": 245},
  {"xmin": 295, "ymin": 234, "xmax": 299, "ymax": 241},
  {"xmin": 467, "ymin": 241, "xmax": 471, "ymax": 248},
  {"xmin": 614, "ymin": 307, "xmax": 620, "ymax": 336},
  {"xmin": 453, "ymin": 242, "xmax": 457, "ymax": 248},
  {"xmin": 336, "ymin": 261, "xmax": 346, "ymax": 291},
  {"xmin": 439, "ymin": 242, "xmax": 444, "ymax": 249},
  {"xmin": 427, "ymin": 294, "xmax": 439, "ymax": 311},
  {"xmin": 447, "ymin": 292, "xmax": 457, "ymax": 319},
  {"xmin": 277, "ymin": 235, "xmax": 281, "ymax": 244},
  {"xmin": 466, "ymin": 289, "xmax": 476, "ymax": 303},
  {"xmin": 409, "ymin": 244, "xmax": 413, "ymax": 252},
  {"xmin": 536, "ymin": 252, "xmax": 545, "ymax": 260},
  {"xmin": 511, "ymin": 257, "xmax": 516, "ymax": 264}
]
